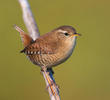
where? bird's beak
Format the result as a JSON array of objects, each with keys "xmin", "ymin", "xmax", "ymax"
[{"xmin": 71, "ymin": 33, "xmax": 81, "ymax": 37}]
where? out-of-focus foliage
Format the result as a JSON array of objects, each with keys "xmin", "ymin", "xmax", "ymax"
[{"xmin": 0, "ymin": 0, "xmax": 110, "ymax": 100}]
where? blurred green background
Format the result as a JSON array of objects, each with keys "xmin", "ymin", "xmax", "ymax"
[{"xmin": 0, "ymin": 0, "xmax": 110, "ymax": 100}]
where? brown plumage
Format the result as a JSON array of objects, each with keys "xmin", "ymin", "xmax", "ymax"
[{"xmin": 14, "ymin": 25, "xmax": 80, "ymax": 70}]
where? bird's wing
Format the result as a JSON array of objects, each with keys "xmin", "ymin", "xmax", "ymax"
[{"xmin": 20, "ymin": 38, "xmax": 58, "ymax": 55}]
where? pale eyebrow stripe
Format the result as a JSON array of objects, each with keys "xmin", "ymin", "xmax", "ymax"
[{"xmin": 57, "ymin": 29, "xmax": 68, "ymax": 33}]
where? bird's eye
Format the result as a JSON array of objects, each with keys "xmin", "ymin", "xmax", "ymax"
[{"xmin": 64, "ymin": 33, "xmax": 69, "ymax": 36}]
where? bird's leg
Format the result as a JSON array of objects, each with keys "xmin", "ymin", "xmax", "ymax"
[
  {"xmin": 41, "ymin": 66, "xmax": 59, "ymax": 94},
  {"xmin": 41, "ymin": 66, "xmax": 57, "ymax": 95},
  {"xmin": 47, "ymin": 68, "xmax": 54, "ymax": 75},
  {"xmin": 41, "ymin": 66, "xmax": 53, "ymax": 86},
  {"xmin": 46, "ymin": 68, "xmax": 59, "ymax": 89}
]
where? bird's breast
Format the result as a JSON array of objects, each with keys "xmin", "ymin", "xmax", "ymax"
[
  {"xmin": 50, "ymin": 36, "xmax": 77, "ymax": 67},
  {"xmin": 26, "ymin": 37, "xmax": 77, "ymax": 68},
  {"xmin": 63, "ymin": 36, "xmax": 77, "ymax": 58}
]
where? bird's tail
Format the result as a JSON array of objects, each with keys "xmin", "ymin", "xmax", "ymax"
[{"xmin": 14, "ymin": 24, "xmax": 33, "ymax": 47}]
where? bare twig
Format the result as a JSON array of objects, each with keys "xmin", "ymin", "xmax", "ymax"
[
  {"xmin": 18, "ymin": 0, "xmax": 40, "ymax": 40},
  {"xmin": 18, "ymin": 0, "xmax": 60, "ymax": 100}
]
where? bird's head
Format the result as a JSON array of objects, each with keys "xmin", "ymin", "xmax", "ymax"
[{"xmin": 53, "ymin": 25, "xmax": 81, "ymax": 44}]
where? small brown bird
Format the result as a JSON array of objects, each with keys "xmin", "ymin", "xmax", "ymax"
[{"xmin": 14, "ymin": 25, "xmax": 80, "ymax": 73}]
